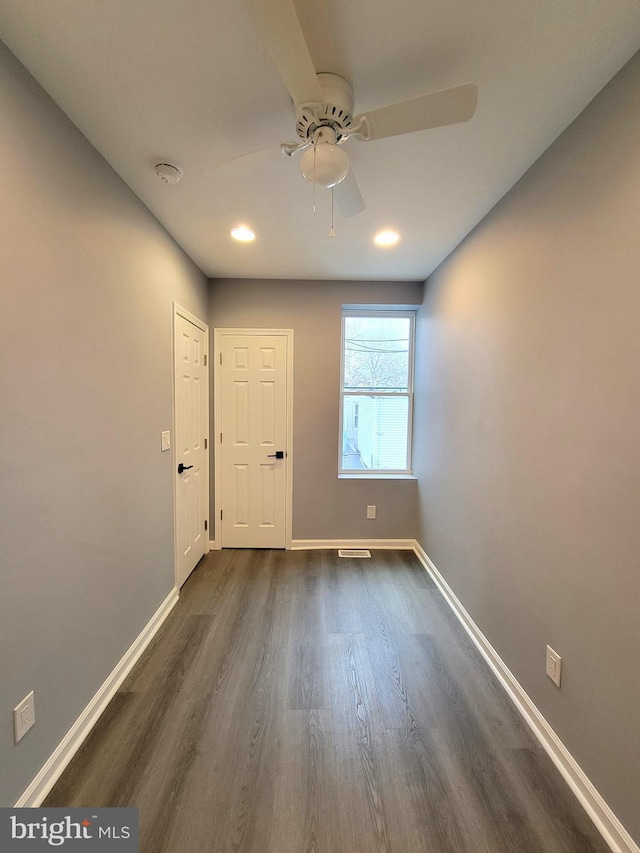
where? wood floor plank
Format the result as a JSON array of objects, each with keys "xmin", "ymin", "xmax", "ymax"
[
  {"xmin": 270, "ymin": 709, "xmax": 335, "ymax": 852},
  {"xmin": 507, "ymin": 746, "xmax": 612, "ymax": 853},
  {"xmin": 325, "ymin": 555, "xmax": 367, "ymax": 635},
  {"xmin": 326, "ymin": 633, "xmax": 388, "ymax": 735},
  {"xmin": 330, "ymin": 731, "xmax": 392, "ymax": 853},
  {"xmin": 44, "ymin": 549, "xmax": 611, "ymax": 853},
  {"xmin": 287, "ymin": 642, "xmax": 328, "ymax": 710},
  {"xmin": 377, "ymin": 728, "xmax": 468, "ymax": 853}
]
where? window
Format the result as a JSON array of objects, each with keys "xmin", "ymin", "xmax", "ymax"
[{"xmin": 340, "ymin": 309, "xmax": 415, "ymax": 474}]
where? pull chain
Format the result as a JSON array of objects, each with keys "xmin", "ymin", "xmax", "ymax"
[
  {"xmin": 312, "ymin": 139, "xmax": 317, "ymax": 216},
  {"xmin": 329, "ymin": 187, "xmax": 336, "ymax": 237}
]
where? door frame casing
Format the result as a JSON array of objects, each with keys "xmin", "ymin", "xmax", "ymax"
[
  {"xmin": 172, "ymin": 302, "xmax": 210, "ymax": 587},
  {"xmin": 213, "ymin": 328, "xmax": 294, "ymax": 550}
]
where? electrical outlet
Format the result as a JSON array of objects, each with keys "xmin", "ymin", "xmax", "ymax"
[
  {"xmin": 161, "ymin": 430, "xmax": 171, "ymax": 451},
  {"xmin": 366, "ymin": 505, "xmax": 376, "ymax": 519},
  {"xmin": 13, "ymin": 691, "xmax": 35, "ymax": 743},
  {"xmin": 546, "ymin": 646, "xmax": 562, "ymax": 687}
]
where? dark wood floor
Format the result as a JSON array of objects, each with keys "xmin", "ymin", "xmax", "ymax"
[{"xmin": 46, "ymin": 549, "xmax": 609, "ymax": 852}]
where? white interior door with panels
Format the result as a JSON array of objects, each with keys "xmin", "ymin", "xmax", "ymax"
[
  {"xmin": 173, "ymin": 305, "xmax": 209, "ymax": 587},
  {"xmin": 215, "ymin": 329, "xmax": 293, "ymax": 549}
]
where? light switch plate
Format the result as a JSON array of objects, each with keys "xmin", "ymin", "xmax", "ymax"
[
  {"xmin": 366, "ymin": 505, "xmax": 376, "ymax": 519},
  {"xmin": 161, "ymin": 430, "xmax": 171, "ymax": 451}
]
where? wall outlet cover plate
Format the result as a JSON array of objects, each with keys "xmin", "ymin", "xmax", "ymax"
[
  {"xmin": 546, "ymin": 645, "xmax": 562, "ymax": 687},
  {"xmin": 14, "ymin": 691, "xmax": 35, "ymax": 743}
]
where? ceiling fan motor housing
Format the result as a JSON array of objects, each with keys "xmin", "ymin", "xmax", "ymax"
[{"xmin": 295, "ymin": 73, "xmax": 354, "ymax": 143}]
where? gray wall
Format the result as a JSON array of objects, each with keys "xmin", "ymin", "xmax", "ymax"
[
  {"xmin": 209, "ymin": 279, "xmax": 423, "ymax": 541},
  {"xmin": 413, "ymin": 52, "xmax": 640, "ymax": 842},
  {"xmin": 0, "ymin": 41, "xmax": 208, "ymax": 806}
]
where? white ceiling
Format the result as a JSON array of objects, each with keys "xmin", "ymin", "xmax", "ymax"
[{"xmin": 1, "ymin": 0, "xmax": 639, "ymax": 281}]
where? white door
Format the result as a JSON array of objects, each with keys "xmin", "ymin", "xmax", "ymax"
[
  {"xmin": 218, "ymin": 331, "xmax": 291, "ymax": 548},
  {"xmin": 174, "ymin": 307, "xmax": 208, "ymax": 587}
]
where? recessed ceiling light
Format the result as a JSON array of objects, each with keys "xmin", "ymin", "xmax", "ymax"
[
  {"xmin": 230, "ymin": 226, "xmax": 256, "ymax": 242},
  {"xmin": 374, "ymin": 230, "xmax": 400, "ymax": 247}
]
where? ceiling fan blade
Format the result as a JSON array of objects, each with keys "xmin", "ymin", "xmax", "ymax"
[
  {"xmin": 356, "ymin": 82, "xmax": 478, "ymax": 141},
  {"xmin": 244, "ymin": 0, "xmax": 323, "ymax": 106},
  {"xmin": 202, "ymin": 145, "xmax": 280, "ymax": 180},
  {"xmin": 335, "ymin": 168, "xmax": 365, "ymax": 218}
]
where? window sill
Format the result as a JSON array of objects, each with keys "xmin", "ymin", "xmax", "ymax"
[{"xmin": 338, "ymin": 473, "xmax": 417, "ymax": 480}]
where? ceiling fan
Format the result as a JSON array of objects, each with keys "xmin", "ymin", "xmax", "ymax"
[{"xmin": 231, "ymin": 0, "xmax": 478, "ymax": 217}]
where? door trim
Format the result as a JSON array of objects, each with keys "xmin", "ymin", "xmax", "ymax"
[
  {"xmin": 172, "ymin": 303, "xmax": 210, "ymax": 587},
  {"xmin": 214, "ymin": 328, "xmax": 294, "ymax": 549}
]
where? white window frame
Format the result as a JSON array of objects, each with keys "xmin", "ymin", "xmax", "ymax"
[{"xmin": 339, "ymin": 308, "xmax": 416, "ymax": 476}]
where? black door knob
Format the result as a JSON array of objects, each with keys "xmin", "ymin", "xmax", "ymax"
[
  {"xmin": 178, "ymin": 463, "xmax": 194, "ymax": 473},
  {"xmin": 267, "ymin": 451, "xmax": 285, "ymax": 459}
]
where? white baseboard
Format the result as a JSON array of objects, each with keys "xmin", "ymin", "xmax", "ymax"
[
  {"xmin": 15, "ymin": 586, "xmax": 179, "ymax": 808},
  {"xmin": 290, "ymin": 538, "xmax": 415, "ymax": 551},
  {"xmin": 209, "ymin": 539, "xmax": 414, "ymax": 551},
  {"xmin": 412, "ymin": 541, "xmax": 638, "ymax": 853}
]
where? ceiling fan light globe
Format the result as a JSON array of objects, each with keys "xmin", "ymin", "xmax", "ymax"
[{"xmin": 300, "ymin": 143, "xmax": 350, "ymax": 188}]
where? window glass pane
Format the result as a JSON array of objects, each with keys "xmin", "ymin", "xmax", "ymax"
[
  {"xmin": 342, "ymin": 395, "xmax": 409, "ymax": 471},
  {"xmin": 343, "ymin": 316, "xmax": 410, "ymax": 392}
]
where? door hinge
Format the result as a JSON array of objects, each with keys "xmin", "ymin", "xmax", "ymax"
[
  {"xmin": 204, "ymin": 519, "xmax": 208, "ymax": 531},
  {"xmin": 220, "ymin": 509, "xmax": 223, "ymax": 520},
  {"xmin": 204, "ymin": 354, "xmax": 207, "ymax": 366},
  {"xmin": 204, "ymin": 438, "xmax": 208, "ymax": 450},
  {"xmin": 220, "ymin": 432, "xmax": 222, "ymax": 444},
  {"xmin": 219, "ymin": 352, "xmax": 222, "ymax": 365}
]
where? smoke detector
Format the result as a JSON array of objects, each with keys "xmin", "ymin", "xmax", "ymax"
[{"xmin": 154, "ymin": 162, "xmax": 182, "ymax": 184}]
